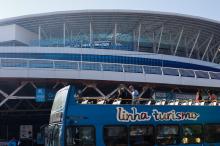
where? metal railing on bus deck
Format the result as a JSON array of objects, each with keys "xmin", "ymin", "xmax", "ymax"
[
  {"xmin": 0, "ymin": 142, "xmax": 8, "ymax": 146},
  {"xmin": 77, "ymin": 97, "xmax": 220, "ymax": 106},
  {"xmin": 0, "ymin": 58, "xmax": 220, "ymax": 80}
]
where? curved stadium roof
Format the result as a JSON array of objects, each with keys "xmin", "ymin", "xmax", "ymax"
[{"xmin": 0, "ymin": 10, "xmax": 220, "ymax": 63}]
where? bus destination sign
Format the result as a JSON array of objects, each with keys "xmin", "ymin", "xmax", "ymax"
[{"xmin": 116, "ymin": 107, "xmax": 200, "ymax": 122}]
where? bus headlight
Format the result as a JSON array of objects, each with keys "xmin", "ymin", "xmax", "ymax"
[
  {"xmin": 195, "ymin": 137, "xmax": 201, "ymax": 143},
  {"xmin": 182, "ymin": 137, "xmax": 188, "ymax": 144}
]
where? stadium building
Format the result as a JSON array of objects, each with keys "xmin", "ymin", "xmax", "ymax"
[{"xmin": 0, "ymin": 10, "xmax": 220, "ymax": 144}]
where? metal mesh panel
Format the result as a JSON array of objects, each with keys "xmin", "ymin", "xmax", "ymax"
[
  {"xmin": 54, "ymin": 61, "xmax": 78, "ymax": 69},
  {"xmin": 179, "ymin": 69, "xmax": 195, "ymax": 77},
  {"xmin": 143, "ymin": 66, "xmax": 162, "ymax": 75},
  {"xmin": 1, "ymin": 59, "xmax": 27, "ymax": 67},
  {"xmin": 123, "ymin": 65, "xmax": 143, "ymax": 73},
  {"xmin": 209, "ymin": 72, "xmax": 220, "ymax": 80},
  {"xmin": 163, "ymin": 68, "xmax": 179, "ymax": 76},
  {"xmin": 29, "ymin": 60, "xmax": 53, "ymax": 68},
  {"xmin": 195, "ymin": 71, "xmax": 209, "ymax": 79},
  {"xmin": 80, "ymin": 62, "xmax": 101, "ymax": 71},
  {"xmin": 102, "ymin": 64, "xmax": 123, "ymax": 72}
]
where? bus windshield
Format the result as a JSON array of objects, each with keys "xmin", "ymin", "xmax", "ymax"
[{"xmin": 51, "ymin": 86, "xmax": 69, "ymax": 113}]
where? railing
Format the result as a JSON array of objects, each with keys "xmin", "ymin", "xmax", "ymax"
[
  {"xmin": 0, "ymin": 142, "xmax": 7, "ymax": 146},
  {"xmin": 78, "ymin": 97, "xmax": 220, "ymax": 106},
  {"xmin": 1, "ymin": 58, "xmax": 220, "ymax": 80}
]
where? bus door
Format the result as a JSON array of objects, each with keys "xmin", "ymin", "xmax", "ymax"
[{"xmin": 203, "ymin": 124, "xmax": 220, "ymax": 146}]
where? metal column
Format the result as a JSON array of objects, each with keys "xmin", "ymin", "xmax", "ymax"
[
  {"xmin": 189, "ymin": 31, "xmax": 200, "ymax": 58},
  {"xmin": 90, "ymin": 22, "xmax": 93, "ymax": 47},
  {"xmin": 137, "ymin": 24, "xmax": 142, "ymax": 51},
  {"xmin": 202, "ymin": 34, "xmax": 213, "ymax": 60},
  {"xmin": 38, "ymin": 25, "xmax": 41, "ymax": 47},
  {"xmin": 63, "ymin": 23, "xmax": 66, "ymax": 47},
  {"xmin": 212, "ymin": 44, "xmax": 220, "ymax": 63},
  {"xmin": 157, "ymin": 25, "xmax": 164, "ymax": 53},
  {"xmin": 114, "ymin": 23, "xmax": 117, "ymax": 45},
  {"xmin": 174, "ymin": 27, "xmax": 184, "ymax": 56}
]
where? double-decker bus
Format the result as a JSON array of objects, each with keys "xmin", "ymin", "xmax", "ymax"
[{"xmin": 48, "ymin": 85, "xmax": 220, "ymax": 146}]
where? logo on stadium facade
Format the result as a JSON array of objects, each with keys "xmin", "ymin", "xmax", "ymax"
[{"xmin": 116, "ymin": 107, "xmax": 200, "ymax": 122}]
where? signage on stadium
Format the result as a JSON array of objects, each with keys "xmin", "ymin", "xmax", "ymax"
[{"xmin": 116, "ymin": 107, "xmax": 200, "ymax": 122}]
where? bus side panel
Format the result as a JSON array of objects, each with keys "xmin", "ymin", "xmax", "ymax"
[
  {"xmin": 204, "ymin": 143, "xmax": 220, "ymax": 146},
  {"xmin": 178, "ymin": 144, "xmax": 202, "ymax": 146}
]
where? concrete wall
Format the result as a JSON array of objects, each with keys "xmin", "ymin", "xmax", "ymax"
[
  {"xmin": 14, "ymin": 25, "xmax": 38, "ymax": 45},
  {"xmin": 0, "ymin": 24, "xmax": 15, "ymax": 42},
  {"xmin": 0, "ymin": 24, "xmax": 37, "ymax": 45}
]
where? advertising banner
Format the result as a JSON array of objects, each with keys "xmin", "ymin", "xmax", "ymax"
[{"xmin": 36, "ymin": 88, "xmax": 45, "ymax": 102}]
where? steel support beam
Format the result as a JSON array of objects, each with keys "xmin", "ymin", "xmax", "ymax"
[
  {"xmin": 114, "ymin": 23, "xmax": 117, "ymax": 45},
  {"xmin": 0, "ymin": 82, "xmax": 28, "ymax": 107},
  {"xmin": 189, "ymin": 31, "xmax": 200, "ymax": 58},
  {"xmin": 157, "ymin": 25, "xmax": 164, "ymax": 53},
  {"xmin": 106, "ymin": 84, "xmax": 130, "ymax": 98},
  {"xmin": 153, "ymin": 32, "xmax": 156, "ymax": 53},
  {"xmin": 30, "ymin": 82, "xmax": 37, "ymax": 89},
  {"xmin": 195, "ymin": 37, "xmax": 210, "ymax": 59},
  {"xmin": 174, "ymin": 27, "xmax": 184, "ymax": 56},
  {"xmin": 90, "ymin": 22, "xmax": 93, "ymax": 47},
  {"xmin": 133, "ymin": 31, "xmax": 136, "ymax": 49},
  {"xmin": 38, "ymin": 25, "xmax": 41, "ymax": 47},
  {"xmin": 202, "ymin": 34, "xmax": 214, "ymax": 60},
  {"xmin": 137, "ymin": 23, "xmax": 142, "ymax": 51},
  {"xmin": 212, "ymin": 44, "xmax": 220, "ymax": 63},
  {"xmin": 94, "ymin": 86, "xmax": 106, "ymax": 98},
  {"xmin": 63, "ymin": 23, "xmax": 66, "ymax": 47},
  {"xmin": 169, "ymin": 33, "xmax": 173, "ymax": 54},
  {"xmin": 83, "ymin": 84, "xmax": 106, "ymax": 98}
]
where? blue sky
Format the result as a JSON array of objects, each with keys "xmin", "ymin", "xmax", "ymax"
[{"xmin": 0, "ymin": 0, "xmax": 219, "ymax": 21}]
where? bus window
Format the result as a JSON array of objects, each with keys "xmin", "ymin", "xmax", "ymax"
[
  {"xmin": 156, "ymin": 125, "xmax": 179, "ymax": 145},
  {"xmin": 104, "ymin": 126, "xmax": 128, "ymax": 146},
  {"xmin": 205, "ymin": 124, "xmax": 220, "ymax": 143},
  {"xmin": 53, "ymin": 125, "xmax": 60, "ymax": 146},
  {"xmin": 129, "ymin": 125, "xmax": 154, "ymax": 146},
  {"xmin": 66, "ymin": 126, "xmax": 95, "ymax": 146},
  {"xmin": 181, "ymin": 125, "xmax": 203, "ymax": 144}
]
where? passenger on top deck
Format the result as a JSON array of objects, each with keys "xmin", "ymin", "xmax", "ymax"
[
  {"xmin": 140, "ymin": 86, "xmax": 155, "ymax": 104},
  {"xmin": 143, "ymin": 87, "xmax": 154, "ymax": 98},
  {"xmin": 129, "ymin": 85, "xmax": 139, "ymax": 105},
  {"xmin": 195, "ymin": 89, "xmax": 202, "ymax": 102},
  {"xmin": 167, "ymin": 87, "xmax": 182, "ymax": 100},
  {"xmin": 117, "ymin": 87, "xmax": 130, "ymax": 104},
  {"xmin": 208, "ymin": 90, "xmax": 217, "ymax": 102},
  {"xmin": 76, "ymin": 89, "xmax": 82, "ymax": 103}
]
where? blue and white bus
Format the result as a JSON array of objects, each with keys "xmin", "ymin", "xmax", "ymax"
[{"xmin": 48, "ymin": 85, "xmax": 220, "ymax": 146}]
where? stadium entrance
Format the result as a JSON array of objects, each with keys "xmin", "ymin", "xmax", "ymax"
[{"xmin": 0, "ymin": 79, "xmax": 66, "ymax": 146}]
